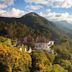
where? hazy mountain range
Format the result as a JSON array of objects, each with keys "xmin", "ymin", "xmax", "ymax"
[{"xmin": 54, "ymin": 20, "xmax": 72, "ymax": 30}]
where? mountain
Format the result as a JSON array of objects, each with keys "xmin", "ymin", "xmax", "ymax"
[
  {"xmin": 53, "ymin": 21, "xmax": 72, "ymax": 31},
  {"xmin": 53, "ymin": 21, "xmax": 72, "ymax": 41},
  {"xmin": 55, "ymin": 21, "xmax": 72, "ymax": 30},
  {"xmin": 0, "ymin": 12, "xmax": 66, "ymax": 43},
  {"xmin": 0, "ymin": 12, "xmax": 72, "ymax": 72}
]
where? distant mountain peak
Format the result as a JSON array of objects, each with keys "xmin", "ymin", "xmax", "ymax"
[
  {"xmin": 27, "ymin": 12, "xmax": 39, "ymax": 16},
  {"xmin": 21, "ymin": 12, "xmax": 39, "ymax": 18}
]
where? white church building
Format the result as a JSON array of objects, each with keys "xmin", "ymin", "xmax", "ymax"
[{"xmin": 34, "ymin": 41, "xmax": 54, "ymax": 54}]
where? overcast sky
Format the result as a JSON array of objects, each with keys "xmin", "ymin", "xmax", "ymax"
[{"xmin": 0, "ymin": 0, "xmax": 72, "ymax": 23}]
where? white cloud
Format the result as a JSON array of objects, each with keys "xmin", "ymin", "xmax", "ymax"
[
  {"xmin": 39, "ymin": 10, "xmax": 72, "ymax": 23},
  {"xmin": 0, "ymin": 4, "xmax": 7, "ymax": 9},
  {"xmin": 25, "ymin": 0, "xmax": 48, "ymax": 4},
  {"xmin": 0, "ymin": 8, "xmax": 26, "ymax": 17},
  {"xmin": 25, "ymin": 5, "xmax": 43, "ymax": 11},
  {"xmin": 30, "ymin": 5, "xmax": 43, "ymax": 10},
  {"xmin": 25, "ymin": 0, "xmax": 72, "ymax": 8},
  {"xmin": 52, "ymin": 0, "xmax": 72, "ymax": 8},
  {"xmin": 0, "ymin": 0, "xmax": 14, "ymax": 9}
]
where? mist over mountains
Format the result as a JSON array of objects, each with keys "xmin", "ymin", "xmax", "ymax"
[{"xmin": 54, "ymin": 20, "xmax": 72, "ymax": 30}]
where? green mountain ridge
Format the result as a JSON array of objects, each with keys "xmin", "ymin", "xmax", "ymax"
[{"xmin": 0, "ymin": 12, "xmax": 68, "ymax": 43}]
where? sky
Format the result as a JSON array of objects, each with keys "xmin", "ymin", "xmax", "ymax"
[{"xmin": 0, "ymin": 0, "xmax": 72, "ymax": 23}]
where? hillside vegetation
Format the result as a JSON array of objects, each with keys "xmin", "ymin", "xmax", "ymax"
[
  {"xmin": 0, "ymin": 12, "xmax": 72, "ymax": 72},
  {"xmin": 0, "ymin": 12, "xmax": 67, "ymax": 42},
  {"xmin": 0, "ymin": 44, "xmax": 32, "ymax": 72},
  {"xmin": 0, "ymin": 36, "xmax": 71, "ymax": 72}
]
